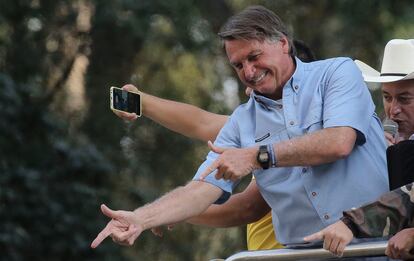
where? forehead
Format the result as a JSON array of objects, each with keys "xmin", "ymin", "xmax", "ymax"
[
  {"xmin": 224, "ymin": 39, "xmax": 276, "ymax": 62},
  {"xmin": 382, "ymin": 80, "xmax": 414, "ymax": 95}
]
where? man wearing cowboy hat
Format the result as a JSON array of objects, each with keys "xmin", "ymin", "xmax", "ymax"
[
  {"xmin": 356, "ymin": 39, "xmax": 414, "ymax": 144},
  {"xmin": 304, "ymin": 39, "xmax": 414, "ymax": 259}
]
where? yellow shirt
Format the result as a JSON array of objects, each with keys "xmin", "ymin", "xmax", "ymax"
[{"xmin": 246, "ymin": 211, "xmax": 284, "ymax": 250}]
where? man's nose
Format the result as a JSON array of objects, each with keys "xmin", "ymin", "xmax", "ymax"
[
  {"xmin": 244, "ymin": 63, "xmax": 256, "ymax": 81},
  {"xmin": 389, "ymin": 100, "xmax": 402, "ymax": 116}
]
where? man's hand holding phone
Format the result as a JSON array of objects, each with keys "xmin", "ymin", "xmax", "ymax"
[{"xmin": 110, "ymin": 84, "xmax": 142, "ymax": 121}]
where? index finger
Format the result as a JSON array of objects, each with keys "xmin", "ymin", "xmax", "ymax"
[
  {"xmin": 112, "ymin": 109, "xmax": 137, "ymax": 121},
  {"xmin": 91, "ymin": 224, "xmax": 112, "ymax": 248},
  {"xmin": 199, "ymin": 160, "xmax": 219, "ymax": 180},
  {"xmin": 303, "ymin": 231, "xmax": 324, "ymax": 242}
]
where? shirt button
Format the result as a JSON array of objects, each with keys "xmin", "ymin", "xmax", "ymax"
[
  {"xmin": 324, "ymin": 214, "xmax": 330, "ymax": 220},
  {"xmin": 277, "ymin": 104, "xmax": 283, "ymax": 109},
  {"xmin": 302, "ymin": 168, "xmax": 307, "ymax": 173},
  {"xmin": 294, "ymin": 85, "xmax": 299, "ymax": 90},
  {"xmin": 311, "ymin": 192, "xmax": 317, "ymax": 197},
  {"xmin": 289, "ymin": 120, "xmax": 295, "ymax": 125}
]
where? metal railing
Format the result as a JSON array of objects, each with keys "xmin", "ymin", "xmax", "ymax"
[{"xmin": 211, "ymin": 240, "xmax": 388, "ymax": 261}]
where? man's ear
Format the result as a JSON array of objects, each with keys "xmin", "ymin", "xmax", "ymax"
[{"xmin": 279, "ymin": 37, "xmax": 289, "ymax": 54}]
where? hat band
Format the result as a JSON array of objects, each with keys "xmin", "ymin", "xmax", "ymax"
[{"xmin": 380, "ymin": 73, "xmax": 407, "ymax": 77}]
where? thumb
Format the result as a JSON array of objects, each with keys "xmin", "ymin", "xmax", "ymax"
[
  {"xmin": 122, "ymin": 84, "xmax": 139, "ymax": 93},
  {"xmin": 208, "ymin": 141, "xmax": 227, "ymax": 154},
  {"xmin": 101, "ymin": 204, "xmax": 121, "ymax": 219},
  {"xmin": 303, "ymin": 231, "xmax": 324, "ymax": 242}
]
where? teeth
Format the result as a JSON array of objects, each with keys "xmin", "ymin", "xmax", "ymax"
[{"xmin": 252, "ymin": 71, "xmax": 266, "ymax": 84}]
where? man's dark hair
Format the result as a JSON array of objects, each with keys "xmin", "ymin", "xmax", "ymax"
[
  {"xmin": 218, "ymin": 5, "xmax": 296, "ymax": 56},
  {"xmin": 293, "ymin": 39, "xmax": 316, "ymax": 62}
]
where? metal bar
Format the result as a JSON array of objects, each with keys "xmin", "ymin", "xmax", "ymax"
[{"xmin": 216, "ymin": 240, "xmax": 387, "ymax": 261}]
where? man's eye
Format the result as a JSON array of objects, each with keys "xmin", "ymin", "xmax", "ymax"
[
  {"xmin": 383, "ymin": 95, "xmax": 391, "ymax": 102},
  {"xmin": 248, "ymin": 55, "xmax": 259, "ymax": 61},
  {"xmin": 398, "ymin": 97, "xmax": 412, "ymax": 104},
  {"xmin": 235, "ymin": 64, "xmax": 243, "ymax": 70}
]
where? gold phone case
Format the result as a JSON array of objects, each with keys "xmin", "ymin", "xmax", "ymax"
[{"xmin": 110, "ymin": 86, "xmax": 142, "ymax": 116}]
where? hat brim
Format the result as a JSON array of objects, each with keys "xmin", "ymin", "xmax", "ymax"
[{"xmin": 355, "ymin": 60, "xmax": 414, "ymax": 83}]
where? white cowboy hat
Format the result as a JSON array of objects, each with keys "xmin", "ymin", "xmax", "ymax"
[{"xmin": 355, "ymin": 39, "xmax": 414, "ymax": 83}]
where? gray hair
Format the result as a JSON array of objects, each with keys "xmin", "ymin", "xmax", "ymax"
[{"xmin": 218, "ymin": 6, "xmax": 296, "ymax": 56}]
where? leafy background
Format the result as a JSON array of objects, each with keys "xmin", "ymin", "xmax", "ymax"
[{"xmin": 1, "ymin": 0, "xmax": 413, "ymax": 260}]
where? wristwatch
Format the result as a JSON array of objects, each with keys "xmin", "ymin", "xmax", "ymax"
[{"xmin": 257, "ymin": 145, "xmax": 270, "ymax": 169}]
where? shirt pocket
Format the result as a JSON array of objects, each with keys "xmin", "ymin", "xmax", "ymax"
[
  {"xmin": 254, "ymin": 165, "xmax": 293, "ymax": 187},
  {"xmin": 254, "ymin": 127, "xmax": 288, "ymax": 146},
  {"xmin": 301, "ymin": 103, "xmax": 323, "ymax": 134}
]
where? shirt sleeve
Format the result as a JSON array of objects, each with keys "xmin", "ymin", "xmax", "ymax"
[
  {"xmin": 341, "ymin": 182, "xmax": 414, "ymax": 238},
  {"xmin": 322, "ymin": 58, "xmax": 375, "ymax": 145},
  {"xmin": 192, "ymin": 113, "xmax": 242, "ymax": 204}
]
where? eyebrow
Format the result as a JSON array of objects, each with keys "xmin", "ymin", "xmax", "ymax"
[
  {"xmin": 382, "ymin": 91, "xmax": 414, "ymax": 96},
  {"xmin": 230, "ymin": 49, "xmax": 262, "ymax": 67}
]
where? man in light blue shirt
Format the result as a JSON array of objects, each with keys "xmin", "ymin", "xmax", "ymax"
[
  {"xmin": 91, "ymin": 6, "xmax": 388, "ymax": 252},
  {"xmin": 196, "ymin": 56, "xmax": 388, "ymax": 244}
]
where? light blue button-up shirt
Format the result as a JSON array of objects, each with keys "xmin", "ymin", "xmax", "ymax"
[{"xmin": 193, "ymin": 57, "xmax": 389, "ymax": 244}]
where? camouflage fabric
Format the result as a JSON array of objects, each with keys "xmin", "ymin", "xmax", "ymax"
[{"xmin": 341, "ymin": 182, "xmax": 414, "ymax": 238}]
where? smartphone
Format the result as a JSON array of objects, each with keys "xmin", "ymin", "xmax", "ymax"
[{"xmin": 110, "ymin": 86, "xmax": 142, "ymax": 116}]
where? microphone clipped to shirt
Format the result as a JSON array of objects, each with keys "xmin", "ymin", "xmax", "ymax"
[{"xmin": 382, "ymin": 118, "xmax": 399, "ymax": 138}]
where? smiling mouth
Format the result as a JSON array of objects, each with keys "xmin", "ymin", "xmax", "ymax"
[{"xmin": 249, "ymin": 71, "xmax": 268, "ymax": 85}]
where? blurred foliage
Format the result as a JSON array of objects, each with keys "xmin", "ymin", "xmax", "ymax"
[
  {"xmin": 0, "ymin": 74, "xmax": 118, "ymax": 260},
  {"xmin": 0, "ymin": 0, "xmax": 413, "ymax": 260}
]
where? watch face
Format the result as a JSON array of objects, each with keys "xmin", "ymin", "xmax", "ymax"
[
  {"xmin": 259, "ymin": 153, "xmax": 269, "ymax": 162},
  {"xmin": 257, "ymin": 145, "xmax": 270, "ymax": 169}
]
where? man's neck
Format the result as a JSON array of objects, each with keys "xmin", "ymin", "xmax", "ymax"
[{"xmin": 272, "ymin": 56, "xmax": 296, "ymax": 100}]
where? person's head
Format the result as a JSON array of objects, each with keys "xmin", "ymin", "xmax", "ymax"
[
  {"xmin": 355, "ymin": 39, "xmax": 414, "ymax": 139},
  {"xmin": 382, "ymin": 79, "xmax": 414, "ymax": 139},
  {"xmin": 243, "ymin": 39, "xmax": 316, "ymax": 96},
  {"xmin": 218, "ymin": 6, "xmax": 295, "ymax": 99}
]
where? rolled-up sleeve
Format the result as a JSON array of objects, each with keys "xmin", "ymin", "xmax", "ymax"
[
  {"xmin": 323, "ymin": 59, "xmax": 375, "ymax": 145},
  {"xmin": 192, "ymin": 114, "xmax": 241, "ymax": 204}
]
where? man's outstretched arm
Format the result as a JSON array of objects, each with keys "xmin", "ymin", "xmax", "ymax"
[
  {"xmin": 114, "ymin": 84, "xmax": 228, "ymax": 142},
  {"xmin": 187, "ymin": 179, "xmax": 269, "ymax": 227},
  {"xmin": 91, "ymin": 181, "xmax": 222, "ymax": 248},
  {"xmin": 114, "ymin": 84, "xmax": 269, "ymax": 228}
]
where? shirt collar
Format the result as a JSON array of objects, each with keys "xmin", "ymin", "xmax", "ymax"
[
  {"xmin": 251, "ymin": 91, "xmax": 282, "ymax": 108},
  {"xmin": 288, "ymin": 57, "xmax": 305, "ymax": 94}
]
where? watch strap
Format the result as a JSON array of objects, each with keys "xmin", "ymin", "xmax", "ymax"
[{"xmin": 268, "ymin": 144, "xmax": 277, "ymax": 167}]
